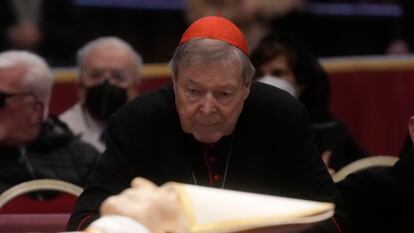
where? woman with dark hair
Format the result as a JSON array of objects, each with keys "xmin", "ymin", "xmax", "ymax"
[{"xmin": 251, "ymin": 34, "xmax": 366, "ymax": 172}]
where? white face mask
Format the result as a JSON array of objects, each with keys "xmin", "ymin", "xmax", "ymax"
[{"xmin": 257, "ymin": 75, "xmax": 297, "ymax": 97}]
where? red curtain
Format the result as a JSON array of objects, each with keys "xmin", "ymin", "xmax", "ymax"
[{"xmin": 330, "ymin": 70, "xmax": 414, "ymax": 156}]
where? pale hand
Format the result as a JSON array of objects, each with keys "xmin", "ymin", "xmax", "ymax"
[{"xmin": 100, "ymin": 177, "xmax": 189, "ymax": 233}]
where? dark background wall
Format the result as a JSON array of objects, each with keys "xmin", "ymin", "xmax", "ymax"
[{"xmin": 0, "ymin": 0, "xmax": 407, "ymax": 65}]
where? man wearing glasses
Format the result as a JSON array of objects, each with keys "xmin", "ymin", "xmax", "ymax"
[
  {"xmin": 0, "ymin": 51, "xmax": 99, "ymax": 192},
  {"xmin": 59, "ymin": 37, "xmax": 143, "ymax": 153},
  {"xmin": 0, "ymin": 86, "xmax": 35, "ymax": 143}
]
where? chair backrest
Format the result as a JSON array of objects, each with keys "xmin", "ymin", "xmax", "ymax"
[
  {"xmin": 0, "ymin": 179, "xmax": 83, "ymax": 213},
  {"xmin": 332, "ymin": 155, "xmax": 399, "ymax": 183},
  {"xmin": 0, "ymin": 179, "xmax": 83, "ymax": 232},
  {"xmin": 0, "ymin": 213, "xmax": 71, "ymax": 233}
]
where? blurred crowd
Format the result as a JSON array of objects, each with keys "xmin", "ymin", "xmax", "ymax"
[{"xmin": 0, "ymin": 0, "xmax": 412, "ymax": 66}]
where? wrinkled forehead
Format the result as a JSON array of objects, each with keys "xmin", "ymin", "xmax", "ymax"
[
  {"xmin": 184, "ymin": 54, "xmax": 241, "ymax": 71},
  {"xmin": 178, "ymin": 61, "xmax": 244, "ymax": 87}
]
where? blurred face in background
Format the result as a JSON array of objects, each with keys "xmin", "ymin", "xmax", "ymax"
[
  {"xmin": 0, "ymin": 66, "xmax": 43, "ymax": 145},
  {"xmin": 79, "ymin": 46, "xmax": 138, "ymax": 98},
  {"xmin": 78, "ymin": 46, "xmax": 139, "ymax": 122},
  {"xmin": 173, "ymin": 61, "xmax": 250, "ymax": 144},
  {"xmin": 258, "ymin": 54, "xmax": 303, "ymax": 96}
]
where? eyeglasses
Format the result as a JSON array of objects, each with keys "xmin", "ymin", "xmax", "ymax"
[
  {"xmin": 80, "ymin": 68, "xmax": 136, "ymax": 88},
  {"xmin": 0, "ymin": 91, "xmax": 33, "ymax": 109},
  {"xmin": 87, "ymin": 69, "xmax": 129, "ymax": 83}
]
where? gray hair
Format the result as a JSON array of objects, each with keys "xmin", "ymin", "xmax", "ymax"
[
  {"xmin": 0, "ymin": 51, "xmax": 53, "ymax": 119},
  {"xmin": 77, "ymin": 36, "xmax": 143, "ymax": 82},
  {"xmin": 169, "ymin": 38, "xmax": 255, "ymax": 84}
]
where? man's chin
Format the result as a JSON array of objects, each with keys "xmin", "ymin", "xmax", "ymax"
[{"xmin": 193, "ymin": 132, "xmax": 222, "ymax": 144}]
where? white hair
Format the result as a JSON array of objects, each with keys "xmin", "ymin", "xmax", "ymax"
[
  {"xmin": 169, "ymin": 38, "xmax": 255, "ymax": 84},
  {"xmin": 0, "ymin": 51, "xmax": 53, "ymax": 119},
  {"xmin": 77, "ymin": 36, "xmax": 143, "ymax": 82}
]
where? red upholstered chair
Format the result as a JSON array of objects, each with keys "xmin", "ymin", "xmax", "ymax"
[{"xmin": 0, "ymin": 179, "xmax": 83, "ymax": 232}]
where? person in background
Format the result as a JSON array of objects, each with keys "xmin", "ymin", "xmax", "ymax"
[
  {"xmin": 386, "ymin": 0, "xmax": 413, "ymax": 55},
  {"xmin": 337, "ymin": 115, "xmax": 414, "ymax": 233},
  {"xmin": 185, "ymin": 0, "xmax": 304, "ymax": 50},
  {"xmin": 67, "ymin": 16, "xmax": 348, "ymax": 232},
  {"xmin": 59, "ymin": 37, "xmax": 143, "ymax": 153},
  {"xmin": 0, "ymin": 0, "xmax": 79, "ymax": 66},
  {"xmin": 0, "ymin": 51, "xmax": 99, "ymax": 192},
  {"xmin": 250, "ymin": 34, "xmax": 366, "ymax": 173}
]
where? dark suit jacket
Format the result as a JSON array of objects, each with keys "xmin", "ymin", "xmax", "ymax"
[
  {"xmin": 68, "ymin": 82, "xmax": 347, "ymax": 232},
  {"xmin": 338, "ymin": 145, "xmax": 414, "ymax": 233}
]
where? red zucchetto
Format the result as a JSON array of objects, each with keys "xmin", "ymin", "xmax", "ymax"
[{"xmin": 179, "ymin": 16, "xmax": 248, "ymax": 55}]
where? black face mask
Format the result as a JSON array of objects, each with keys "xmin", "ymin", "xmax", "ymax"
[{"xmin": 84, "ymin": 81, "xmax": 127, "ymax": 122}]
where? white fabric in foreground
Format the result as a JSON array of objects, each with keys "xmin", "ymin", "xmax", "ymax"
[
  {"xmin": 88, "ymin": 215, "xmax": 151, "ymax": 233},
  {"xmin": 169, "ymin": 183, "xmax": 334, "ymax": 233}
]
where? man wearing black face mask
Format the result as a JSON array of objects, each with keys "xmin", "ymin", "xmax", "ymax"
[
  {"xmin": 84, "ymin": 80, "xmax": 128, "ymax": 122},
  {"xmin": 60, "ymin": 37, "xmax": 142, "ymax": 152}
]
